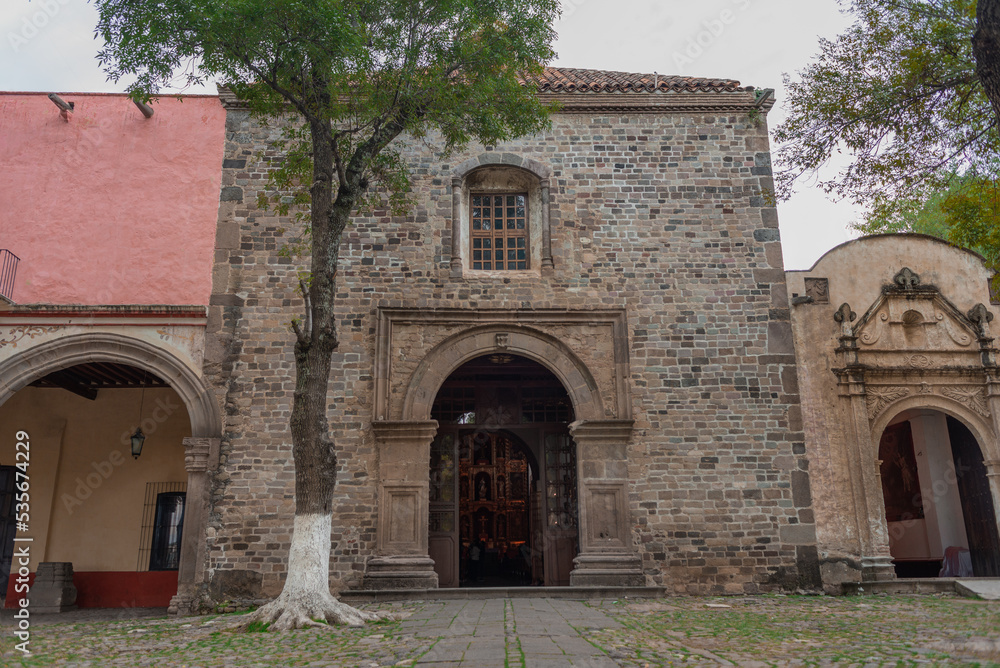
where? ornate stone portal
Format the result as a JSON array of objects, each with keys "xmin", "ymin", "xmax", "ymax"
[
  {"xmin": 362, "ymin": 308, "xmax": 642, "ymax": 589},
  {"xmin": 834, "ymin": 267, "xmax": 1000, "ymax": 581},
  {"xmin": 790, "ymin": 245, "xmax": 1000, "ymax": 588}
]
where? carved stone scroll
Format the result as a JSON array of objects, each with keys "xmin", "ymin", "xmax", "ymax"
[
  {"xmin": 865, "ymin": 386, "xmax": 910, "ymax": 419},
  {"xmin": 941, "ymin": 386, "xmax": 992, "ymax": 418}
]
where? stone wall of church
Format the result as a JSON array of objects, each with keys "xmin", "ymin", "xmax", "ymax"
[{"xmin": 201, "ymin": 98, "xmax": 817, "ymax": 597}]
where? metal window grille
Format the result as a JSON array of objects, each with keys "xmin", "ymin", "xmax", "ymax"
[
  {"xmin": 0, "ymin": 250, "xmax": 20, "ymax": 302},
  {"xmin": 137, "ymin": 482, "xmax": 186, "ymax": 571}
]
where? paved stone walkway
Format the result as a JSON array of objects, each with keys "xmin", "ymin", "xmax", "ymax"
[
  {"xmin": 2, "ymin": 594, "xmax": 998, "ymax": 665},
  {"xmin": 403, "ymin": 598, "xmax": 619, "ymax": 667}
]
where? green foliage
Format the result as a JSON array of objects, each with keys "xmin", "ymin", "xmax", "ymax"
[
  {"xmin": 92, "ymin": 0, "xmax": 559, "ymax": 225},
  {"xmin": 773, "ymin": 0, "xmax": 999, "ymax": 219},
  {"xmin": 93, "ymin": 0, "xmax": 560, "ymax": 339},
  {"xmin": 242, "ymin": 619, "xmax": 271, "ymax": 633},
  {"xmin": 853, "ymin": 171, "xmax": 1000, "ymax": 295}
]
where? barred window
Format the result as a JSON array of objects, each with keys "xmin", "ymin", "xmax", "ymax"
[{"xmin": 471, "ymin": 193, "xmax": 528, "ymax": 270}]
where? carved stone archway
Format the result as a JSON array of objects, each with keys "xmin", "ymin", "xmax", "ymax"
[
  {"xmin": 0, "ymin": 333, "xmax": 221, "ymax": 614},
  {"xmin": 363, "ymin": 309, "xmax": 641, "ymax": 589},
  {"xmin": 832, "ymin": 268, "xmax": 1000, "ymax": 581},
  {"xmin": 401, "ymin": 325, "xmax": 606, "ymax": 423}
]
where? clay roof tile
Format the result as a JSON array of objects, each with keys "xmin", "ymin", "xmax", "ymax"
[{"xmin": 522, "ymin": 67, "xmax": 744, "ymax": 94}]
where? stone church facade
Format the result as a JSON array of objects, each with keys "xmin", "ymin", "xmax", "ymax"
[
  {"xmin": 197, "ymin": 69, "xmax": 815, "ymax": 605},
  {"xmin": 2, "ymin": 69, "xmax": 996, "ymax": 613}
]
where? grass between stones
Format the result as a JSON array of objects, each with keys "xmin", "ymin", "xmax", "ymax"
[
  {"xmin": 0, "ymin": 604, "xmax": 426, "ymax": 667},
  {"xmin": 587, "ymin": 593, "xmax": 1000, "ymax": 666},
  {"xmin": 1, "ymin": 595, "xmax": 998, "ymax": 666}
]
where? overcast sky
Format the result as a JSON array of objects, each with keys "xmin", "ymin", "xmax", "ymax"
[{"xmin": 0, "ymin": 0, "xmax": 861, "ymax": 269}]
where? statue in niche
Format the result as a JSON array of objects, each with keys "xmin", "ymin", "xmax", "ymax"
[
  {"xmin": 497, "ymin": 476, "xmax": 506, "ymax": 499},
  {"xmin": 476, "ymin": 473, "xmax": 491, "ymax": 501}
]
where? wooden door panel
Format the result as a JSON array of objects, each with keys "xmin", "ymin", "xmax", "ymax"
[
  {"xmin": 947, "ymin": 417, "xmax": 1000, "ymax": 577},
  {"xmin": 429, "ymin": 535, "xmax": 457, "ymax": 587},
  {"xmin": 429, "ymin": 432, "xmax": 459, "ymax": 587}
]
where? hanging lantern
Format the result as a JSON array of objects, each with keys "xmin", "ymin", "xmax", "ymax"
[
  {"xmin": 132, "ymin": 368, "xmax": 148, "ymax": 459},
  {"xmin": 131, "ymin": 427, "xmax": 146, "ymax": 459}
]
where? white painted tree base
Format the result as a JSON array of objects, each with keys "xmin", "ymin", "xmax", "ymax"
[
  {"xmin": 243, "ymin": 586, "xmax": 384, "ymax": 630},
  {"xmin": 239, "ymin": 513, "xmax": 389, "ymax": 631}
]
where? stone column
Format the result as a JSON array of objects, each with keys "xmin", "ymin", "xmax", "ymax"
[
  {"xmin": 985, "ymin": 460, "xmax": 1000, "ymax": 537},
  {"xmin": 838, "ymin": 374, "xmax": 895, "ymax": 581},
  {"xmin": 362, "ymin": 420, "xmax": 440, "ymax": 589},
  {"xmin": 450, "ymin": 176, "xmax": 463, "ymax": 278},
  {"xmin": 567, "ymin": 419, "xmax": 644, "ymax": 586},
  {"xmin": 168, "ymin": 436, "xmax": 219, "ymax": 616},
  {"xmin": 834, "ymin": 303, "xmax": 894, "ymax": 582},
  {"xmin": 540, "ymin": 178, "xmax": 553, "ymax": 272}
]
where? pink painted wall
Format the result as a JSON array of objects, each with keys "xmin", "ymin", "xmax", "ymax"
[{"xmin": 0, "ymin": 92, "xmax": 225, "ymax": 305}]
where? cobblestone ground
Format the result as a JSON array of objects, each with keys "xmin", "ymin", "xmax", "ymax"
[{"xmin": 0, "ymin": 594, "xmax": 997, "ymax": 666}]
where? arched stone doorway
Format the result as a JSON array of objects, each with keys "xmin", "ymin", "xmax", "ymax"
[
  {"xmin": 364, "ymin": 311, "xmax": 642, "ymax": 590},
  {"xmin": 0, "ymin": 333, "xmax": 220, "ymax": 613},
  {"xmin": 427, "ymin": 354, "xmax": 578, "ymax": 587},
  {"xmin": 877, "ymin": 408, "xmax": 1000, "ymax": 578}
]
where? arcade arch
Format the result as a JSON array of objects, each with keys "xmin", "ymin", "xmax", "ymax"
[{"xmin": 0, "ymin": 334, "xmax": 220, "ymax": 612}]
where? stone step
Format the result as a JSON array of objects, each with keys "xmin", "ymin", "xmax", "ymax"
[
  {"xmin": 955, "ymin": 579, "xmax": 1000, "ymax": 601},
  {"xmin": 341, "ymin": 585, "xmax": 665, "ymax": 603},
  {"xmin": 841, "ymin": 577, "xmax": 996, "ymax": 596}
]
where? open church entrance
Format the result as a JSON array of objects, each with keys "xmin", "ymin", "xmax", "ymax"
[
  {"xmin": 428, "ymin": 353, "xmax": 579, "ymax": 587},
  {"xmin": 877, "ymin": 410, "xmax": 1000, "ymax": 578}
]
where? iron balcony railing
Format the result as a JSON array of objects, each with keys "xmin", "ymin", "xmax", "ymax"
[{"xmin": 0, "ymin": 249, "xmax": 18, "ymax": 302}]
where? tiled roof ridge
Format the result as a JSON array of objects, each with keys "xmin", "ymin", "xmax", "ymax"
[{"xmin": 524, "ymin": 66, "xmax": 745, "ymax": 93}]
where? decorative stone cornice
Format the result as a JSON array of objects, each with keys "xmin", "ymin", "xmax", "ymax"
[
  {"xmin": 218, "ymin": 86, "xmax": 768, "ymax": 115},
  {"xmin": 538, "ymin": 90, "xmax": 770, "ymax": 114},
  {"xmin": 0, "ymin": 304, "xmax": 207, "ymax": 327},
  {"xmin": 372, "ymin": 420, "xmax": 439, "ymax": 444},
  {"xmin": 568, "ymin": 419, "xmax": 634, "ymax": 445}
]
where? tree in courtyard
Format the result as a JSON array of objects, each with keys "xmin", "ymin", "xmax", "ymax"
[
  {"xmin": 93, "ymin": 0, "xmax": 559, "ymax": 630},
  {"xmin": 773, "ymin": 0, "xmax": 1000, "ymax": 246}
]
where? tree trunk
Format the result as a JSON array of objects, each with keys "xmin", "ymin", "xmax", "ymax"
[
  {"xmin": 240, "ymin": 95, "xmax": 384, "ymax": 631},
  {"xmin": 974, "ymin": 0, "xmax": 1000, "ymax": 124}
]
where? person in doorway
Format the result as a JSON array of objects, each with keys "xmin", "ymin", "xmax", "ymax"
[{"xmin": 469, "ymin": 540, "xmax": 482, "ymax": 583}]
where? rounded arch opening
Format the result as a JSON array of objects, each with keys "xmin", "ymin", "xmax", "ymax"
[
  {"xmin": 426, "ymin": 353, "xmax": 580, "ymax": 588},
  {"xmin": 875, "ymin": 405, "xmax": 1000, "ymax": 578},
  {"xmin": 402, "ymin": 325, "xmax": 604, "ymax": 423},
  {"xmin": 0, "ymin": 332, "xmax": 220, "ymax": 439},
  {"xmin": 0, "ymin": 333, "xmax": 220, "ymax": 609}
]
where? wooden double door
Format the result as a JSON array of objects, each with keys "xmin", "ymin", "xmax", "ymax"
[{"xmin": 428, "ymin": 428, "xmax": 578, "ymax": 587}]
